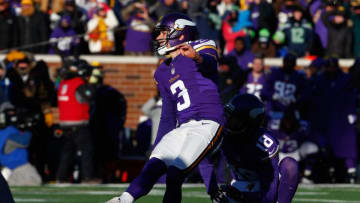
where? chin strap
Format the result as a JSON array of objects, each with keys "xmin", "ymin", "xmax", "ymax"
[{"xmin": 157, "ymin": 46, "xmax": 178, "ymax": 56}]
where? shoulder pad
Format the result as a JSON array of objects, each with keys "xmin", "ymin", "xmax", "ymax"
[
  {"xmin": 256, "ymin": 132, "xmax": 280, "ymax": 160},
  {"xmin": 189, "ymin": 39, "xmax": 217, "ymax": 52}
]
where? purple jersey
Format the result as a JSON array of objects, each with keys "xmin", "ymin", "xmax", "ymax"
[
  {"xmin": 221, "ymin": 128, "xmax": 280, "ymax": 202},
  {"xmin": 154, "ymin": 39, "xmax": 225, "ymax": 141},
  {"xmin": 260, "ymin": 68, "xmax": 306, "ymax": 112},
  {"xmin": 125, "ymin": 16, "xmax": 153, "ymax": 52},
  {"xmin": 273, "ymin": 129, "xmax": 306, "ymax": 154},
  {"xmin": 240, "ymin": 72, "xmax": 265, "ymax": 98},
  {"xmin": 227, "ymin": 50, "xmax": 255, "ymax": 71}
]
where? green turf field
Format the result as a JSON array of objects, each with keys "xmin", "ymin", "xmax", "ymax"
[{"xmin": 10, "ymin": 184, "xmax": 360, "ymax": 203}]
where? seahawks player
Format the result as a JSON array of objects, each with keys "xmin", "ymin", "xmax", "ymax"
[
  {"xmin": 106, "ymin": 13, "xmax": 225, "ymax": 203},
  {"xmin": 215, "ymin": 94, "xmax": 299, "ymax": 203}
]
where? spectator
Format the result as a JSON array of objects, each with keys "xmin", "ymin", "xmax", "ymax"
[
  {"xmin": 17, "ymin": 0, "xmax": 49, "ymax": 53},
  {"xmin": 187, "ymin": 0, "xmax": 219, "ymax": 41},
  {"xmin": 56, "ymin": 59, "xmax": 95, "ymax": 183},
  {"xmin": 149, "ymin": 0, "xmax": 179, "ymax": 19},
  {"xmin": 88, "ymin": 62, "xmax": 127, "ymax": 182},
  {"xmin": 6, "ymin": 51, "xmax": 55, "ymax": 180},
  {"xmin": 49, "ymin": 15, "xmax": 80, "ymax": 57},
  {"xmin": 248, "ymin": 0, "xmax": 277, "ymax": 33},
  {"xmin": 0, "ymin": 104, "xmax": 42, "ymax": 186},
  {"xmin": 350, "ymin": 0, "xmax": 360, "ymax": 57},
  {"xmin": 218, "ymin": 56, "xmax": 245, "ymax": 103},
  {"xmin": 251, "ymin": 28, "xmax": 276, "ymax": 57},
  {"xmin": 122, "ymin": 2, "xmax": 154, "ymax": 55},
  {"xmin": 239, "ymin": 55, "xmax": 265, "ymax": 98},
  {"xmin": 227, "ymin": 36, "xmax": 254, "ymax": 70},
  {"xmin": 141, "ymin": 91, "xmax": 161, "ymax": 147},
  {"xmin": 274, "ymin": 0, "xmax": 302, "ymax": 25},
  {"xmin": 260, "ymin": 53, "xmax": 306, "ymax": 132},
  {"xmin": 274, "ymin": 6, "xmax": 313, "ymax": 57},
  {"xmin": 222, "ymin": 10, "xmax": 247, "ymax": 54},
  {"xmin": 309, "ymin": 0, "xmax": 337, "ymax": 54},
  {"xmin": 217, "ymin": 0, "xmax": 235, "ymax": 18},
  {"xmin": 85, "ymin": 3, "xmax": 118, "ymax": 54},
  {"xmin": 179, "ymin": 0, "xmax": 188, "ymax": 13},
  {"xmin": 309, "ymin": 57, "xmax": 358, "ymax": 183},
  {"xmin": 305, "ymin": 57, "xmax": 325, "ymax": 79},
  {"xmin": 231, "ymin": 7, "xmax": 252, "ymax": 33},
  {"xmin": 0, "ymin": 0, "xmax": 19, "ymax": 51},
  {"xmin": 322, "ymin": 6, "xmax": 353, "ymax": 58},
  {"xmin": 204, "ymin": 0, "xmax": 222, "ymax": 40},
  {"xmin": 0, "ymin": 62, "xmax": 10, "ymax": 104},
  {"xmin": 57, "ymin": 0, "xmax": 87, "ymax": 35}
]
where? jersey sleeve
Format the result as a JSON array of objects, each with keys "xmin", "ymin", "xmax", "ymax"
[
  {"xmin": 152, "ymin": 72, "xmax": 177, "ymax": 147},
  {"xmin": 192, "ymin": 40, "xmax": 219, "ymax": 83}
]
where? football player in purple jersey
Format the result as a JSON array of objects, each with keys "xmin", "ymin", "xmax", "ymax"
[
  {"xmin": 273, "ymin": 109, "xmax": 320, "ymax": 184},
  {"xmin": 106, "ymin": 13, "xmax": 225, "ymax": 203},
  {"xmin": 211, "ymin": 94, "xmax": 299, "ymax": 203},
  {"xmin": 260, "ymin": 52, "xmax": 306, "ymax": 132},
  {"xmin": 239, "ymin": 55, "xmax": 266, "ymax": 99}
]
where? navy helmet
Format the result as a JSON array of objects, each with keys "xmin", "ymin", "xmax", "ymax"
[
  {"xmin": 153, "ymin": 13, "xmax": 198, "ymax": 55},
  {"xmin": 224, "ymin": 94, "xmax": 265, "ymax": 135}
]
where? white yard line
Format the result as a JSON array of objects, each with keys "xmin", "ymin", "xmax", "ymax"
[
  {"xmin": 14, "ymin": 198, "xmax": 49, "ymax": 202},
  {"xmin": 46, "ymin": 183, "xmax": 360, "ymax": 188},
  {"xmin": 294, "ymin": 198, "xmax": 360, "ymax": 203},
  {"xmin": 295, "ymin": 192, "xmax": 328, "ymax": 195},
  {"xmin": 299, "ymin": 184, "xmax": 360, "ymax": 189}
]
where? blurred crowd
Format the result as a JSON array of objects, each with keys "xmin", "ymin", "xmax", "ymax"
[
  {"xmin": 0, "ymin": 0, "xmax": 359, "ymax": 58},
  {"xmin": 0, "ymin": 50, "xmax": 127, "ymax": 185}
]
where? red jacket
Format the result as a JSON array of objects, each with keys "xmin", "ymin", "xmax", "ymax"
[
  {"xmin": 222, "ymin": 21, "xmax": 247, "ymax": 54},
  {"xmin": 58, "ymin": 77, "xmax": 89, "ymax": 124}
]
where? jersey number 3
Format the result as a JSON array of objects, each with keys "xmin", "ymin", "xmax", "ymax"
[{"xmin": 170, "ymin": 80, "xmax": 191, "ymax": 111}]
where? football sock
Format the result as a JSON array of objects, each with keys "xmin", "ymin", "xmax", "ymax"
[
  {"xmin": 126, "ymin": 157, "xmax": 166, "ymax": 199},
  {"xmin": 278, "ymin": 157, "xmax": 299, "ymax": 203},
  {"xmin": 198, "ymin": 157, "xmax": 220, "ymax": 197},
  {"xmin": 163, "ymin": 166, "xmax": 185, "ymax": 203}
]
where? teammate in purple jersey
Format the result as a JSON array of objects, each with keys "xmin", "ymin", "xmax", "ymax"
[
  {"xmin": 239, "ymin": 55, "xmax": 266, "ymax": 98},
  {"xmin": 211, "ymin": 94, "xmax": 299, "ymax": 203},
  {"xmin": 273, "ymin": 109, "xmax": 319, "ymax": 184},
  {"xmin": 106, "ymin": 13, "xmax": 225, "ymax": 203},
  {"xmin": 260, "ymin": 53, "xmax": 306, "ymax": 132},
  {"xmin": 309, "ymin": 57, "xmax": 358, "ymax": 183}
]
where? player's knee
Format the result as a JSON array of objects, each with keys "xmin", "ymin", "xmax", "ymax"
[
  {"xmin": 279, "ymin": 157, "xmax": 299, "ymax": 180},
  {"xmin": 142, "ymin": 157, "xmax": 167, "ymax": 176},
  {"xmin": 166, "ymin": 166, "xmax": 185, "ymax": 185},
  {"xmin": 299, "ymin": 142, "xmax": 319, "ymax": 158}
]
